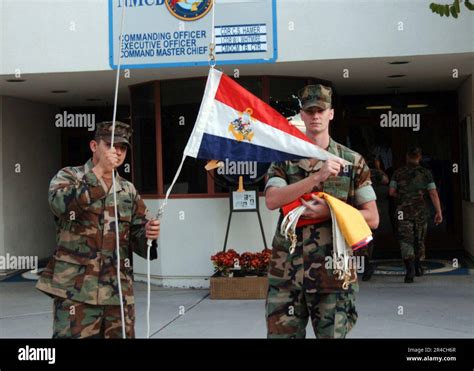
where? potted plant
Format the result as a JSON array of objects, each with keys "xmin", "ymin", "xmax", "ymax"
[{"xmin": 210, "ymin": 248, "xmax": 271, "ymax": 299}]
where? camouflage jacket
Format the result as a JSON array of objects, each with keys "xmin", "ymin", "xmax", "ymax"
[
  {"xmin": 36, "ymin": 159, "xmax": 158, "ymax": 305},
  {"xmin": 389, "ymin": 164, "xmax": 436, "ymax": 221},
  {"xmin": 265, "ymin": 137, "xmax": 376, "ymax": 293}
]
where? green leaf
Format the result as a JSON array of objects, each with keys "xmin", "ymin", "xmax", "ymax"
[
  {"xmin": 438, "ymin": 4, "xmax": 445, "ymax": 16},
  {"xmin": 450, "ymin": 5, "xmax": 458, "ymax": 17},
  {"xmin": 465, "ymin": 0, "xmax": 474, "ymax": 10},
  {"xmin": 445, "ymin": 4, "xmax": 450, "ymax": 15},
  {"xmin": 455, "ymin": 0, "xmax": 461, "ymax": 12}
]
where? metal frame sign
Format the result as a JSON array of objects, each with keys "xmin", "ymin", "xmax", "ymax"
[
  {"xmin": 231, "ymin": 190, "xmax": 258, "ymax": 211},
  {"xmin": 108, "ymin": 0, "xmax": 278, "ymax": 69}
]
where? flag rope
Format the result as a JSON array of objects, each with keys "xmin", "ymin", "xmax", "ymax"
[
  {"xmin": 110, "ymin": 1, "xmax": 127, "ymax": 339},
  {"xmin": 145, "ymin": 0, "xmax": 219, "ymax": 339},
  {"xmin": 208, "ymin": 0, "xmax": 216, "ymax": 68}
]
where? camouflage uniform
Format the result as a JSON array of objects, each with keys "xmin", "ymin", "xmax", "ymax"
[
  {"xmin": 265, "ymin": 137, "xmax": 376, "ymax": 338},
  {"xmin": 36, "ymin": 122, "xmax": 157, "ymax": 338},
  {"xmin": 390, "ymin": 164, "xmax": 436, "ymax": 260},
  {"xmin": 52, "ymin": 297, "xmax": 136, "ymax": 338}
]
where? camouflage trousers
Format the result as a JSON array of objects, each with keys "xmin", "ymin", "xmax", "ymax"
[
  {"xmin": 52, "ymin": 297, "xmax": 135, "ymax": 339},
  {"xmin": 396, "ymin": 219, "xmax": 427, "ymax": 260},
  {"xmin": 266, "ymin": 285, "xmax": 357, "ymax": 338}
]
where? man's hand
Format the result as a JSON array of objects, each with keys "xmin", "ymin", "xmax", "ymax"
[
  {"xmin": 93, "ymin": 147, "xmax": 119, "ymax": 178},
  {"xmin": 300, "ymin": 195, "xmax": 331, "ymax": 220},
  {"xmin": 317, "ymin": 159, "xmax": 341, "ymax": 183},
  {"xmin": 100, "ymin": 147, "xmax": 120, "ymax": 173},
  {"xmin": 145, "ymin": 219, "xmax": 161, "ymax": 240},
  {"xmin": 434, "ymin": 211, "xmax": 443, "ymax": 225}
]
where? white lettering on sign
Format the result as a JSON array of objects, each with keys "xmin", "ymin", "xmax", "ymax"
[
  {"xmin": 110, "ymin": 1, "xmax": 276, "ymax": 67},
  {"xmin": 214, "ymin": 24, "xmax": 267, "ymax": 55}
]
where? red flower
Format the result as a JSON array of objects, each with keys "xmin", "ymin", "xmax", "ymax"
[
  {"xmin": 211, "ymin": 248, "xmax": 272, "ymax": 277},
  {"xmin": 211, "ymin": 249, "xmax": 241, "ymax": 276}
]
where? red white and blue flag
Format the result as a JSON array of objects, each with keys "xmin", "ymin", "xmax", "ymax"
[{"xmin": 184, "ymin": 68, "xmax": 346, "ymax": 163}]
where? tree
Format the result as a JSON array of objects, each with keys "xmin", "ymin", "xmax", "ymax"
[{"xmin": 430, "ymin": 0, "xmax": 474, "ymax": 18}]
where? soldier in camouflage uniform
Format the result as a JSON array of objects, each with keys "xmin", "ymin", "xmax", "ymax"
[
  {"xmin": 389, "ymin": 147, "xmax": 442, "ymax": 283},
  {"xmin": 36, "ymin": 121, "xmax": 160, "ymax": 338},
  {"xmin": 265, "ymin": 85, "xmax": 379, "ymax": 338}
]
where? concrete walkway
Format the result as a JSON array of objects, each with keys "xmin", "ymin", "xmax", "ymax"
[{"xmin": 1, "ymin": 274, "xmax": 473, "ymax": 338}]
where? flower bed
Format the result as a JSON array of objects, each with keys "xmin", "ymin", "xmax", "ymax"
[{"xmin": 210, "ymin": 249, "xmax": 271, "ymax": 300}]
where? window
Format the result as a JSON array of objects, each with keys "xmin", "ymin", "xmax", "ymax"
[
  {"xmin": 160, "ymin": 78, "xmax": 208, "ymax": 195},
  {"xmin": 131, "ymin": 83, "xmax": 157, "ymax": 193},
  {"xmin": 269, "ymin": 77, "xmax": 308, "ymax": 117}
]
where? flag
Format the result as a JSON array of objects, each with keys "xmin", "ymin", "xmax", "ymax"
[{"xmin": 184, "ymin": 68, "xmax": 347, "ymax": 163}]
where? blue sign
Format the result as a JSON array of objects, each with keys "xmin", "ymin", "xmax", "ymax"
[{"xmin": 108, "ymin": 0, "xmax": 278, "ymax": 69}]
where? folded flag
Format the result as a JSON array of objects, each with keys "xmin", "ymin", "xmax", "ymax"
[
  {"xmin": 184, "ymin": 68, "xmax": 349, "ymax": 164},
  {"xmin": 281, "ymin": 192, "xmax": 372, "ymax": 289},
  {"xmin": 281, "ymin": 193, "xmax": 330, "ymax": 228},
  {"xmin": 317, "ymin": 192, "xmax": 372, "ymax": 249}
]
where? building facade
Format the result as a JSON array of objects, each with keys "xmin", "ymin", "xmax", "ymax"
[{"xmin": 0, "ymin": 0, "xmax": 473, "ymax": 287}]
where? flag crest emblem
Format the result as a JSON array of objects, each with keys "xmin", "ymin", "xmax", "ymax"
[{"xmin": 228, "ymin": 108, "xmax": 255, "ymax": 142}]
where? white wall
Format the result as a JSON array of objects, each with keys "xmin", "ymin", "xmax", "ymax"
[
  {"xmin": 0, "ymin": 98, "xmax": 4, "ymax": 262},
  {"xmin": 134, "ymin": 197, "xmax": 279, "ymax": 288},
  {"xmin": 1, "ymin": 96, "xmax": 61, "ymax": 264},
  {"xmin": 2, "ymin": 0, "xmax": 109, "ymax": 74},
  {"xmin": 0, "ymin": 0, "xmax": 5, "ymax": 74},
  {"xmin": 1, "ymin": 0, "xmax": 472, "ymax": 75},
  {"xmin": 277, "ymin": 0, "xmax": 473, "ymax": 62},
  {"xmin": 458, "ymin": 75, "xmax": 474, "ymax": 259}
]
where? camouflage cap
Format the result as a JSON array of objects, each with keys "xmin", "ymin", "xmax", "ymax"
[
  {"xmin": 94, "ymin": 121, "xmax": 132, "ymax": 146},
  {"xmin": 298, "ymin": 84, "xmax": 332, "ymax": 110}
]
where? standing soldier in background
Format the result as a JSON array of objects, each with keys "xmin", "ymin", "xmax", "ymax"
[
  {"xmin": 389, "ymin": 147, "xmax": 442, "ymax": 283},
  {"xmin": 36, "ymin": 121, "xmax": 160, "ymax": 338}
]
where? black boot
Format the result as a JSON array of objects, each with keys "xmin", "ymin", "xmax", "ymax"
[
  {"xmin": 362, "ymin": 257, "xmax": 375, "ymax": 281},
  {"xmin": 415, "ymin": 259, "xmax": 424, "ymax": 277},
  {"xmin": 404, "ymin": 259, "xmax": 415, "ymax": 283}
]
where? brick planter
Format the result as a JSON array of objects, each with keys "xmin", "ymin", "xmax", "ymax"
[{"xmin": 210, "ymin": 275, "xmax": 268, "ymax": 299}]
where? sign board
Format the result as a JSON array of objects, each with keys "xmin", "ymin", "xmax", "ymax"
[
  {"xmin": 108, "ymin": 0, "xmax": 277, "ymax": 69},
  {"xmin": 231, "ymin": 190, "xmax": 258, "ymax": 211}
]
